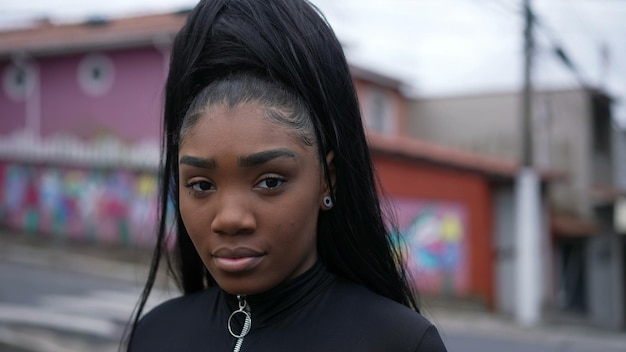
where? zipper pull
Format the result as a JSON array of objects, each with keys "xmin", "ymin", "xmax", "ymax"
[
  {"xmin": 229, "ymin": 295, "xmax": 252, "ymax": 352},
  {"xmin": 228, "ymin": 295, "xmax": 252, "ymax": 339}
]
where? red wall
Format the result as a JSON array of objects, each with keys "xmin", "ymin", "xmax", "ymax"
[{"xmin": 374, "ymin": 154, "xmax": 495, "ymax": 308}]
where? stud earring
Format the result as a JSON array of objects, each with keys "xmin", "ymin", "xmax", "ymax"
[{"xmin": 322, "ymin": 195, "xmax": 333, "ymax": 209}]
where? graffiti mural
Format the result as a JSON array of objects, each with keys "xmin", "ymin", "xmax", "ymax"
[
  {"xmin": 0, "ymin": 161, "xmax": 161, "ymax": 247},
  {"xmin": 391, "ymin": 197, "xmax": 469, "ymax": 298}
]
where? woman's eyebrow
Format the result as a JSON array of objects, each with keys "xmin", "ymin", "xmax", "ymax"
[
  {"xmin": 238, "ymin": 148, "xmax": 296, "ymax": 167},
  {"xmin": 179, "ymin": 155, "xmax": 216, "ymax": 169}
]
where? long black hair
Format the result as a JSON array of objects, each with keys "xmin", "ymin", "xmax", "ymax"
[{"xmin": 126, "ymin": 0, "xmax": 417, "ymax": 347}]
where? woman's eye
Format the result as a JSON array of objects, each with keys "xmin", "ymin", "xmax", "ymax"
[
  {"xmin": 257, "ymin": 177, "xmax": 285, "ymax": 190},
  {"xmin": 185, "ymin": 180, "xmax": 214, "ymax": 194}
]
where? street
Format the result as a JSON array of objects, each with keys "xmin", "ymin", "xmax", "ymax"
[
  {"xmin": 0, "ymin": 246, "xmax": 174, "ymax": 352},
  {"xmin": 1, "ymin": 246, "xmax": 625, "ymax": 352}
]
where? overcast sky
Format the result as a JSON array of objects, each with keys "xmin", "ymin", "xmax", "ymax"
[{"xmin": 1, "ymin": 0, "xmax": 625, "ymax": 127}]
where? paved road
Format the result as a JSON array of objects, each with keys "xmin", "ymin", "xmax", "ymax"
[
  {"xmin": 1, "ymin": 246, "xmax": 626, "ymax": 352},
  {"xmin": 0, "ymin": 258, "xmax": 172, "ymax": 352}
]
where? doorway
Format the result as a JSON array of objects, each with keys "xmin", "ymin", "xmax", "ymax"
[{"xmin": 556, "ymin": 238, "xmax": 587, "ymax": 313}]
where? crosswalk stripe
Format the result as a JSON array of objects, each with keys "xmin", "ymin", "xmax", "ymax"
[
  {"xmin": 0, "ymin": 287, "xmax": 176, "ymax": 339},
  {"xmin": 0, "ymin": 303, "xmax": 117, "ymax": 337},
  {"xmin": 40, "ymin": 288, "xmax": 174, "ymax": 322},
  {"xmin": 40, "ymin": 294, "xmax": 137, "ymax": 321}
]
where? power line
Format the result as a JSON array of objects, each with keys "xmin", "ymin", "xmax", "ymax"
[
  {"xmin": 474, "ymin": 0, "xmax": 604, "ymax": 90},
  {"xmin": 531, "ymin": 10, "xmax": 591, "ymax": 88},
  {"xmin": 561, "ymin": 0, "xmax": 611, "ymax": 89}
]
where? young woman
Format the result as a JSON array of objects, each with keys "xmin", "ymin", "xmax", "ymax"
[{"xmin": 126, "ymin": 0, "xmax": 447, "ymax": 351}]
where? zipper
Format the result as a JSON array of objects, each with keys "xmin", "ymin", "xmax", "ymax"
[{"xmin": 228, "ymin": 295, "xmax": 252, "ymax": 352}]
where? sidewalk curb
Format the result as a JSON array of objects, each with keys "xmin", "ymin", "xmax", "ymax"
[{"xmin": 424, "ymin": 306, "xmax": 626, "ymax": 349}]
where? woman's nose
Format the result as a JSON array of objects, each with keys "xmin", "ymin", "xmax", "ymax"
[{"xmin": 210, "ymin": 192, "xmax": 256, "ymax": 236}]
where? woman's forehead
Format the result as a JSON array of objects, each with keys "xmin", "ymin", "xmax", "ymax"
[
  {"xmin": 181, "ymin": 102, "xmax": 314, "ymax": 153},
  {"xmin": 182, "ymin": 100, "xmax": 316, "ymax": 148}
]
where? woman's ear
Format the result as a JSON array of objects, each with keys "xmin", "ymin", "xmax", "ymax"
[
  {"xmin": 324, "ymin": 151, "xmax": 336, "ymax": 196},
  {"xmin": 320, "ymin": 151, "xmax": 336, "ymax": 211}
]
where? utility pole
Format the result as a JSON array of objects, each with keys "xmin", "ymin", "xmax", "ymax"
[
  {"xmin": 514, "ymin": 0, "xmax": 542, "ymax": 326},
  {"xmin": 521, "ymin": 0, "xmax": 533, "ymax": 169}
]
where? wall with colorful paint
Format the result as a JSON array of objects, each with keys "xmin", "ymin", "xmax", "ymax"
[
  {"xmin": 374, "ymin": 153, "xmax": 495, "ymax": 306},
  {"xmin": 391, "ymin": 197, "xmax": 469, "ymax": 298},
  {"xmin": 0, "ymin": 159, "xmax": 164, "ymax": 247},
  {"xmin": 0, "ymin": 155, "xmax": 480, "ymax": 294}
]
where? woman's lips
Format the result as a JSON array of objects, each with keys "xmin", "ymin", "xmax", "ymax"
[{"xmin": 212, "ymin": 247, "xmax": 265, "ymax": 273}]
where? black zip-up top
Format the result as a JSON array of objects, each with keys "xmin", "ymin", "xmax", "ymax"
[{"xmin": 129, "ymin": 262, "xmax": 447, "ymax": 352}]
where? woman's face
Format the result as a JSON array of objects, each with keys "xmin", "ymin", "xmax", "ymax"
[{"xmin": 178, "ymin": 102, "xmax": 327, "ymax": 295}]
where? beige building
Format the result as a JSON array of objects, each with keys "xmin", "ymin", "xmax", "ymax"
[
  {"xmin": 409, "ymin": 88, "xmax": 625, "ymax": 329},
  {"xmin": 410, "ymin": 89, "xmax": 614, "ymax": 222}
]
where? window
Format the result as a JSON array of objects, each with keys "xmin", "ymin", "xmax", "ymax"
[
  {"xmin": 77, "ymin": 53, "xmax": 114, "ymax": 96},
  {"xmin": 591, "ymin": 93, "xmax": 611, "ymax": 154},
  {"xmin": 3, "ymin": 63, "xmax": 35, "ymax": 101},
  {"xmin": 364, "ymin": 88, "xmax": 396, "ymax": 135}
]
